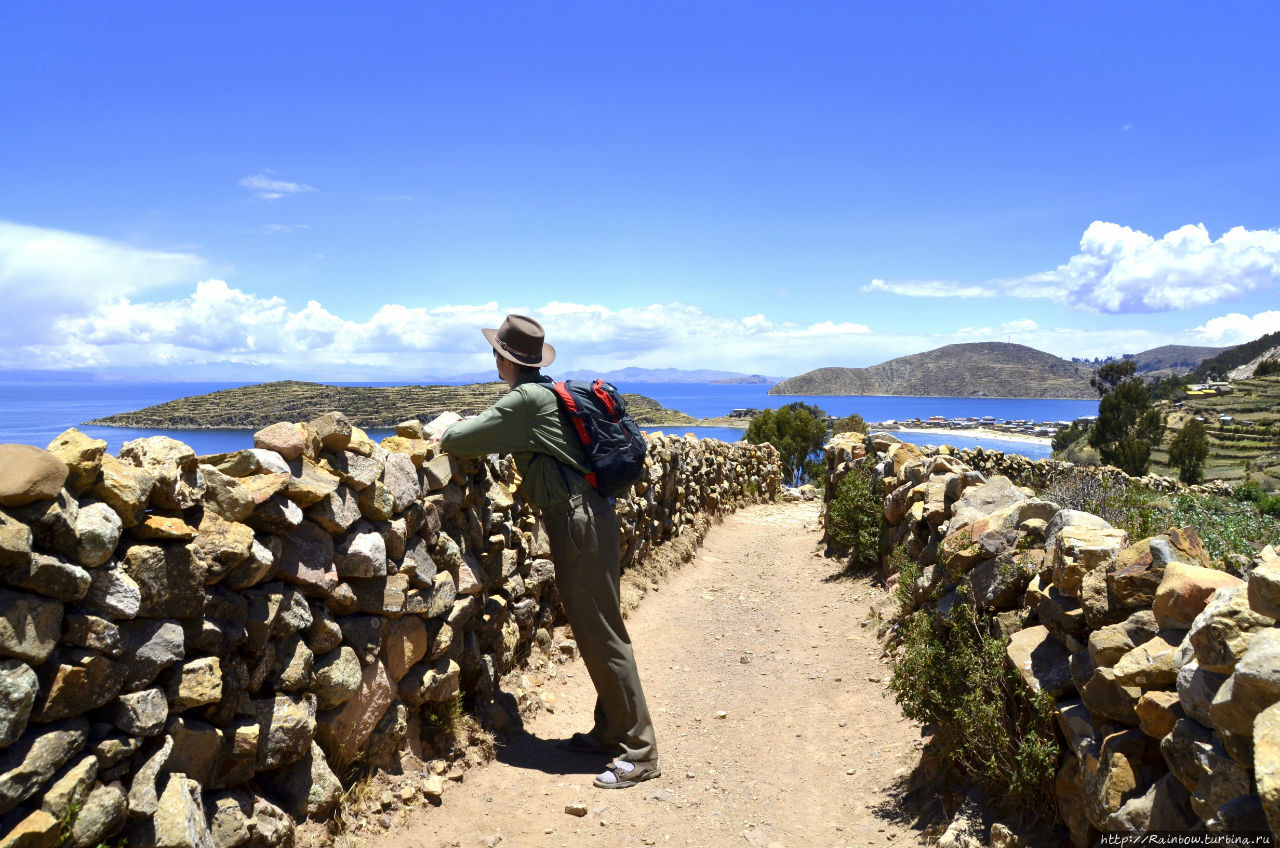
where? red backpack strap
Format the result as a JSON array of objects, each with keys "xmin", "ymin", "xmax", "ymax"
[
  {"xmin": 591, "ymin": 379, "xmax": 618, "ymax": 416},
  {"xmin": 554, "ymin": 382, "xmax": 592, "ymax": 445}
]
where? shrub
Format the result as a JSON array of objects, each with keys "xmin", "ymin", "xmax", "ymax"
[
  {"xmin": 1167, "ymin": 418, "xmax": 1209, "ymax": 484},
  {"xmin": 832, "ymin": 413, "xmax": 869, "ymax": 436},
  {"xmin": 888, "ymin": 595, "xmax": 1060, "ymax": 821},
  {"xmin": 825, "ymin": 461, "xmax": 884, "ymax": 570},
  {"xmin": 1043, "ymin": 470, "xmax": 1161, "ymax": 540}
]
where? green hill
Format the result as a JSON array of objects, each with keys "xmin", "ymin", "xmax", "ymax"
[
  {"xmin": 86, "ymin": 380, "xmax": 697, "ymax": 429},
  {"xmin": 1152, "ymin": 373, "xmax": 1280, "ymax": 483},
  {"xmin": 770, "ymin": 342, "xmax": 1095, "ymax": 398}
]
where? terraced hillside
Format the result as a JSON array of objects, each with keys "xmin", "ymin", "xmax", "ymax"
[
  {"xmin": 1153, "ymin": 373, "xmax": 1280, "ymax": 483},
  {"xmin": 86, "ymin": 380, "xmax": 697, "ymax": 429}
]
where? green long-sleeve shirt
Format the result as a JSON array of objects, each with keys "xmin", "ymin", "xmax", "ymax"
[{"xmin": 439, "ymin": 374, "xmax": 593, "ymax": 508}]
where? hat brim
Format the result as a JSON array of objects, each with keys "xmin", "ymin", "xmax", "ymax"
[{"xmin": 482, "ymin": 327, "xmax": 556, "ymax": 368}]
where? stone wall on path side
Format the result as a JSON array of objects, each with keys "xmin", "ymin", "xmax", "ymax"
[
  {"xmin": 822, "ymin": 431, "xmax": 1280, "ymax": 845},
  {"xmin": 0, "ymin": 414, "xmax": 780, "ymax": 848}
]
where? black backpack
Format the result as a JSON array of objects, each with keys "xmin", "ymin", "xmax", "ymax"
[{"xmin": 549, "ymin": 379, "xmax": 648, "ymax": 497}]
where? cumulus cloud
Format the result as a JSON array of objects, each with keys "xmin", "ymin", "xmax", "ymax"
[
  {"xmin": 867, "ymin": 222, "xmax": 1280, "ymax": 314},
  {"xmin": 26, "ymin": 283, "xmax": 886, "ymax": 377},
  {"xmin": 1191, "ymin": 310, "xmax": 1280, "ymax": 346},
  {"xmin": 239, "ymin": 170, "xmax": 316, "ymax": 200},
  {"xmin": 0, "ymin": 220, "xmax": 206, "ymax": 348}
]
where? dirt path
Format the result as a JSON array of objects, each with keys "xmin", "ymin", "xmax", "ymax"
[{"xmin": 360, "ymin": 500, "xmax": 931, "ymax": 848}]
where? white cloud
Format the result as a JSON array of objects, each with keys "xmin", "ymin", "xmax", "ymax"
[
  {"xmin": 862, "ymin": 278, "xmax": 994, "ymax": 298},
  {"xmin": 868, "ymin": 222, "xmax": 1280, "ymax": 314},
  {"xmin": 1191, "ymin": 311, "xmax": 1280, "ymax": 346},
  {"xmin": 245, "ymin": 223, "xmax": 309, "ymax": 235},
  {"xmin": 0, "ymin": 220, "xmax": 206, "ymax": 349},
  {"xmin": 239, "ymin": 170, "xmax": 317, "ymax": 200}
]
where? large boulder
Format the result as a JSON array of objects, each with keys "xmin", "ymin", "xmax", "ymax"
[
  {"xmin": 949, "ymin": 475, "xmax": 1028, "ymax": 531},
  {"xmin": 0, "ymin": 718, "xmax": 89, "ymax": 815},
  {"xmin": 1210, "ymin": 628, "xmax": 1280, "ymax": 737},
  {"xmin": 1248, "ymin": 546, "xmax": 1280, "ymax": 619},
  {"xmin": 90, "ymin": 455, "xmax": 154, "ymax": 528},
  {"xmin": 44, "ymin": 428, "xmax": 106, "ymax": 495},
  {"xmin": 118, "ymin": 436, "xmax": 205, "ymax": 510},
  {"xmin": 1257, "ymin": 701, "xmax": 1280, "ymax": 836},
  {"xmin": 0, "ymin": 445, "xmax": 68, "ymax": 508},
  {"xmin": 0, "ymin": 587, "xmax": 62, "ymax": 665},
  {"xmin": 1052, "ymin": 525, "xmax": 1129, "ymax": 599},
  {"xmin": 1006, "ymin": 625, "xmax": 1074, "ymax": 698},
  {"xmin": 1188, "ymin": 585, "xmax": 1275, "ymax": 674},
  {"xmin": 1110, "ymin": 630, "xmax": 1183, "ymax": 688},
  {"xmin": 316, "ymin": 661, "xmax": 394, "ymax": 769},
  {"xmin": 0, "ymin": 659, "xmax": 38, "ymax": 747},
  {"xmin": 253, "ymin": 422, "xmax": 306, "ymax": 462}
]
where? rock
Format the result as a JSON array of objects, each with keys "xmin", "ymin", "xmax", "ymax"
[
  {"xmin": 311, "ymin": 646, "xmax": 362, "ymax": 710},
  {"xmin": 364, "ymin": 700, "xmax": 409, "ymax": 771},
  {"xmin": 1080, "ymin": 667, "xmax": 1141, "ymax": 725},
  {"xmin": 0, "ymin": 511, "xmax": 31, "ymax": 573},
  {"xmin": 13, "ymin": 488, "xmax": 77, "ymax": 557},
  {"xmin": 283, "ymin": 460, "xmax": 340, "ymax": 508},
  {"xmin": 38, "ymin": 753, "xmax": 97, "ymax": 822},
  {"xmin": 357, "ymin": 481, "xmax": 395, "ymax": 521},
  {"xmin": 1161, "ymin": 717, "xmax": 1251, "ymax": 818},
  {"xmin": 121, "ymin": 543, "xmax": 206, "ymax": 619},
  {"xmin": 0, "ymin": 808, "xmax": 60, "ymax": 848},
  {"xmin": 1, "ymin": 553, "xmax": 89, "ymax": 602},
  {"xmin": 275, "ymin": 520, "xmax": 339, "ymax": 597},
  {"xmin": 1079, "ymin": 566, "xmax": 1129, "ymax": 629},
  {"xmin": 258, "ymin": 741, "xmax": 341, "ymax": 819},
  {"xmin": 1005, "ymin": 625, "xmax": 1074, "ymax": 698},
  {"xmin": 335, "ymin": 522, "xmax": 388, "ymax": 578},
  {"xmin": 1154, "ymin": 561, "xmax": 1242, "ymax": 629},
  {"xmin": 1135, "ymin": 690, "xmax": 1183, "ymax": 739},
  {"xmin": 383, "ymin": 617, "xmax": 428, "ymax": 683},
  {"xmin": 0, "ymin": 660, "xmax": 37, "ymax": 747},
  {"xmin": 316, "ymin": 661, "xmax": 394, "ymax": 769},
  {"xmin": 1248, "ymin": 546, "xmax": 1280, "ymax": 619},
  {"xmin": 398, "ymin": 657, "xmax": 461, "ymax": 707},
  {"xmin": 564, "ymin": 802, "xmax": 588, "ymax": 817},
  {"xmin": 1043, "ymin": 509, "xmax": 1114, "ymax": 555},
  {"xmin": 273, "ymin": 636, "xmax": 313, "ymax": 693},
  {"xmin": 254, "ymin": 694, "xmax": 317, "ymax": 771},
  {"xmin": 1111, "ymin": 630, "xmax": 1183, "ymax": 688},
  {"xmin": 1087, "ymin": 729, "xmax": 1148, "ymax": 829},
  {"xmin": 305, "ymin": 484, "xmax": 362, "ymax": 534},
  {"xmin": 33, "ymin": 647, "xmax": 124, "ymax": 721},
  {"xmin": 247, "ymin": 796, "xmax": 293, "ymax": 847},
  {"xmin": 222, "ymin": 537, "xmax": 277, "ymax": 592},
  {"xmin": 126, "ymin": 732, "xmax": 174, "ymax": 818},
  {"xmin": 118, "ymin": 436, "xmax": 205, "ymax": 510},
  {"xmin": 0, "ymin": 445, "xmax": 68, "ymax": 508},
  {"xmin": 936, "ymin": 798, "xmax": 984, "ymax": 848},
  {"xmin": 382, "ymin": 453, "xmax": 421, "ymax": 512},
  {"xmin": 133, "ymin": 513, "xmax": 197, "ymax": 541},
  {"xmin": 1210, "ymin": 628, "xmax": 1280, "ymax": 736},
  {"xmin": 82, "ymin": 563, "xmax": 141, "ymax": 620},
  {"xmin": 199, "ymin": 465, "xmax": 255, "ymax": 522},
  {"xmin": 305, "ymin": 604, "xmax": 343, "ymax": 655},
  {"xmin": 0, "ymin": 718, "xmax": 89, "ymax": 815},
  {"xmin": 1088, "ymin": 610, "xmax": 1159, "ymax": 669},
  {"xmin": 0, "ymin": 588, "xmax": 63, "ymax": 664},
  {"xmin": 1178, "ymin": 660, "xmax": 1227, "ymax": 727},
  {"xmin": 72, "ymin": 501, "xmax": 122, "ymax": 567},
  {"xmin": 190, "ymin": 513, "xmax": 254, "ymax": 584},
  {"xmin": 1208, "ymin": 793, "xmax": 1269, "ymax": 834},
  {"xmin": 91, "ymin": 455, "xmax": 154, "ymax": 528},
  {"xmin": 68, "ymin": 782, "xmax": 127, "ymax": 848},
  {"xmin": 111, "ymin": 687, "xmax": 169, "ymax": 736},
  {"xmin": 1052, "ymin": 525, "xmax": 1129, "ymax": 599},
  {"xmin": 254, "ymin": 423, "xmax": 306, "ymax": 462},
  {"xmin": 457, "ymin": 556, "xmax": 487, "ymax": 596},
  {"xmin": 968, "ymin": 550, "xmax": 1039, "ymax": 611},
  {"xmin": 168, "ymin": 657, "xmax": 223, "ymax": 711},
  {"xmin": 1055, "ymin": 755, "xmax": 1094, "ymax": 848},
  {"xmin": 318, "ymin": 450, "xmax": 381, "ymax": 492},
  {"xmin": 154, "ymin": 773, "xmax": 215, "ymax": 848},
  {"xmin": 348, "ymin": 574, "xmax": 409, "ymax": 616},
  {"xmin": 310, "ymin": 412, "xmax": 352, "ymax": 451},
  {"xmin": 244, "ymin": 493, "xmax": 302, "ymax": 534},
  {"xmin": 423, "ymin": 454, "xmax": 460, "ymax": 492},
  {"xmin": 1257, "ymin": 701, "xmax": 1280, "ymax": 836},
  {"xmin": 120, "ymin": 619, "xmax": 186, "ymax": 690},
  {"xmin": 1189, "ymin": 585, "xmax": 1275, "ymax": 673}
]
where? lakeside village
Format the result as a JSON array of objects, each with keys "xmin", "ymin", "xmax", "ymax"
[{"xmin": 725, "ymin": 380, "xmax": 1243, "ymax": 441}]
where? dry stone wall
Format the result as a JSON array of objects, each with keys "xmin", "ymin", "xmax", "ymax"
[
  {"xmin": 823, "ymin": 431, "xmax": 1280, "ymax": 844},
  {"xmin": 0, "ymin": 417, "xmax": 779, "ymax": 848}
]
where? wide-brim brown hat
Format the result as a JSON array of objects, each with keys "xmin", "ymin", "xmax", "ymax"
[{"xmin": 482, "ymin": 314, "xmax": 556, "ymax": 367}]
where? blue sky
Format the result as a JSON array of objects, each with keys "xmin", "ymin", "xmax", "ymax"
[{"xmin": 2, "ymin": 2, "xmax": 1279, "ymax": 380}]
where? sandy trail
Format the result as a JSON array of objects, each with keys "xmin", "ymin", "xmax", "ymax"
[{"xmin": 359, "ymin": 500, "xmax": 931, "ymax": 848}]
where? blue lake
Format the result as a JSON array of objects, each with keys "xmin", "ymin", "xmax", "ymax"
[{"xmin": 0, "ymin": 380, "xmax": 1094, "ymax": 459}]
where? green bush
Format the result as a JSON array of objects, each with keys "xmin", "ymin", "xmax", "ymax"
[
  {"xmin": 1167, "ymin": 418, "xmax": 1209, "ymax": 484},
  {"xmin": 746, "ymin": 402, "xmax": 828, "ymax": 487},
  {"xmin": 888, "ymin": 596, "xmax": 1060, "ymax": 821},
  {"xmin": 832, "ymin": 413, "xmax": 869, "ymax": 435},
  {"xmin": 825, "ymin": 461, "xmax": 884, "ymax": 570}
]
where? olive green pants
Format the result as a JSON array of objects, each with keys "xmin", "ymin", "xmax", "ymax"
[{"xmin": 544, "ymin": 489, "xmax": 658, "ymax": 762}]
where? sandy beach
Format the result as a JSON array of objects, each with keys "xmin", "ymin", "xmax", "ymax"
[{"xmin": 878, "ymin": 425, "xmax": 1052, "ymax": 446}]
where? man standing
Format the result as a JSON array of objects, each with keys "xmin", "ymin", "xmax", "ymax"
[{"xmin": 438, "ymin": 314, "xmax": 660, "ymax": 789}]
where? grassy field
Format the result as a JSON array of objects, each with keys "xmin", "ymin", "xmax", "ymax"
[{"xmin": 87, "ymin": 380, "xmax": 699, "ymax": 429}]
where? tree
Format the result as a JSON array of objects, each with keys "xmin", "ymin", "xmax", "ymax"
[
  {"xmin": 1168, "ymin": 418, "xmax": 1209, "ymax": 484},
  {"xmin": 746, "ymin": 402, "xmax": 828, "ymax": 486},
  {"xmin": 1088, "ymin": 360, "xmax": 1166, "ymax": 476},
  {"xmin": 1051, "ymin": 419, "xmax": 1091, "ymax": 453},
  {"xmin": 832, "ymin": 413, "xmax": 869, "ymax": 436}
]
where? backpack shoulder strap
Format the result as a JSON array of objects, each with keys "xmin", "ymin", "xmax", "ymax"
[{"xmin": 552, "ymin": 381, "xmax": 593, "ymax": 445}]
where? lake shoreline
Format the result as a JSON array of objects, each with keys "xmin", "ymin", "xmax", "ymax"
[{"xmin": 879, "ymin": 424, "xmax": 1052, "ymax": 447}]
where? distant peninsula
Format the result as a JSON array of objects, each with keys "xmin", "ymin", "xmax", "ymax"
[
  {"xmin": 86, "ymin": 380, "xmax": 698, "ymax": 429},
  {"xmin": 709, "ymin": 374, "xmax": 774, "ymax": 385},
  {"xmin": 771, "ymin": 342, "xmax": 1097, "ymax": 398}
]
